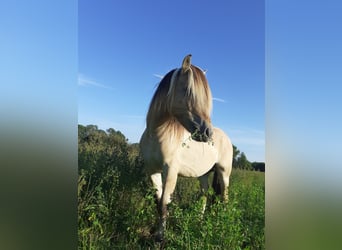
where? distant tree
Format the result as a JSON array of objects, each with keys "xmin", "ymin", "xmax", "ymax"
[
  {"xmin": 232, "ymin": 145, "xmax": 240, "ymax": 167},
  {"xmin": 78, "ymin": 124, "xmax": 144, "ymax": 191},
  {"xmin": 107, "ymin": 128, "xmax": 127, "ymax": 143},
  {"xmin": 231, "ymin": 143, "xmax": 265, "ymax": 171},
  {"xmin": 232, "ymin": 144, "xmax": 252, "ymax": 170},
  {"xmin": 235, "ymin": 152, "xmax": 252, "ymax": 170},
  {"xmin": 251, "ymin": 162, "xmax": 265, "ymax": 172}
]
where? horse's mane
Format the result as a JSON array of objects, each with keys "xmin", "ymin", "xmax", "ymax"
[{"xmin": 146, "ymin": 65, "xmax": 212, "ymax": 140}]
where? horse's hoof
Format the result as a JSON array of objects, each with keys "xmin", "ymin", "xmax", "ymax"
[{"xmin": 154, "ymin": 231, "xmax": 164, "ymax": 242}]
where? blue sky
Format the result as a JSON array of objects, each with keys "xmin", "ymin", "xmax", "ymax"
[
  {"xmin": 1, "ymin": 1, "xmax": 342, "ymax": 248},
  {"xmin": 78, "ymin": 0, "xmax": 265, "ymax": 162}
]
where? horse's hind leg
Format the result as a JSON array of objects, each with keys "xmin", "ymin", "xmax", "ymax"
[
  {"xmin": 221, "ymin": 171, "xmax": 230, "ymax": 202},
  {"xmin": 214, "ymin": 164, "xmax": 232, "ymax": 202}
]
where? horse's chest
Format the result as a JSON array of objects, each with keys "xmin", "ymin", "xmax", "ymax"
[{"xmin": 176, "ymin": 142, "xmax": 218, "ymax": 177}]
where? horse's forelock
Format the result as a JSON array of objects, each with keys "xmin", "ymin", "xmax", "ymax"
[
  {"xmin": 166, "ymin": 65, "xmax": 212, "ymax": 120},
  {"xmin": 190, "ymin": 65, "xmax": 212, "ymax": 119}
]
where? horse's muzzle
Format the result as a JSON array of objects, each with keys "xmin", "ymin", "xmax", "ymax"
[{"xmin": 191, "ymin": 120, "xmax": 213, "ymax": 142}]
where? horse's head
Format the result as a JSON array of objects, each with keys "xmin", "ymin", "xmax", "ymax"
[{"xmin": 167, "ymin": 54, "xmax": 213, "ymax": 142}]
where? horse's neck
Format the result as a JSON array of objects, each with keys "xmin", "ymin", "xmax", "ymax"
[
  {"xmin": 147, "ymin": 114, "xmax": 169, "ymax": 132},
  {"xmin": 148, "ymin": 118, "xmax": 183, "ymax": 142}
]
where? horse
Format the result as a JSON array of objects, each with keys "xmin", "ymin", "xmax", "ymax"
[{"xmin": 140, "ymin": 54, "xmax": 233, "ymax": 242}]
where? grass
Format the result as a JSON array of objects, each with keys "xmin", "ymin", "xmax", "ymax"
[{"xmin": 78, "ymin": 168, "xmax": 264, "ymax": 249}]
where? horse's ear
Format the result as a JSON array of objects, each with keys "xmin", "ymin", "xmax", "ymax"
[{"xmin": 181, "ymin": 54, "xmax": 192, "ymax": 72}]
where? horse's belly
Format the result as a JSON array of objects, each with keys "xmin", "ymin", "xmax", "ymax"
[{"xmin": 176, "ymin": 142, "xmax": 218, "ymax": 177}]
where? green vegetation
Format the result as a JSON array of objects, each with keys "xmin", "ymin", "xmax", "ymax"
[
  {"xmin": 233, "ymin": 145, "xmax": 265, "ymax": 172},
  {"xmin": 78, "ymin": 124, "xmax": 265, "ymax": 249}
]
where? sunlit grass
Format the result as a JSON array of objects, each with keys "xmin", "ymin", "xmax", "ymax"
[
  {"xmin": 78, "ymin": 125, "xmax": 264, "ymax": 249},
  {"xmin": 78, "ymin": 169, "xmax": 264, "ymax": 249}
]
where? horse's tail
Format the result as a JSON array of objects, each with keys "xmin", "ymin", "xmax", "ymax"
[{"xmin": 212, "ymin": 167, "xmax": 222, "ymax": 196}]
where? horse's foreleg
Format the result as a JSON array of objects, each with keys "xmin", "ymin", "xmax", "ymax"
[
  {"xmin": 151, "ymin": 173, "xmax": 163, "ymax": 205},
  {"xmin": 155, "ymin": 165, "xmax": 178, "ymax": 242},
  {"xmin": 198, "ymin": 173, "xmax": 210, "ymax": 214}
]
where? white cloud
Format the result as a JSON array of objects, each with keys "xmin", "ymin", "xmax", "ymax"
[
  {"xmin": 78, "ymin": 73, "xmax": 114, "ymax": 90},
  {"xmin": 153, "ymin": 74, "xmax": 164, "ymax": 79},
  {"xmin": 213, "ymin": 97, "xmax": 226, "ymax": 103}
]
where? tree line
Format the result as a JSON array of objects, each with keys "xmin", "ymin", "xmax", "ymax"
[
  {"xmin": 79, "ymin": 124, "xmax": 265, "ymax": 173},
  {"xmin": 233, "ymin": 145, "xmax": 265, "ymax": 172}
]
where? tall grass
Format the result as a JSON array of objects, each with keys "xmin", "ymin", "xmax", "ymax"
[
  {"xmin": 78, "ymin": 125, "xmax": 264, "ymax": 249},
  {"xmin": 78, "ymin": 169, "xmax": 264, "ymax": 249}
]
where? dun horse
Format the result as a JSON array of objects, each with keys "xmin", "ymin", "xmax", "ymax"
[{"xmin": 140, "ymin": 54, "xmax": 233, "ymax": 241}]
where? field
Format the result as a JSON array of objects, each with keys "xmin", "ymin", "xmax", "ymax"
[{"xmin": 78, "ymin": 125, "xmax": 264, "ymax": 249}]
